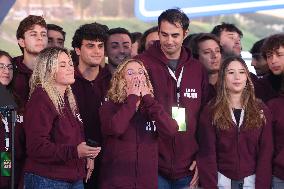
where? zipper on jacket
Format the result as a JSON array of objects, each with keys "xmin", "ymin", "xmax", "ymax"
[
  {"xmin": 135, "ymin": 115, "xmax": 139, "ymax": 187},
  {"xmin": 170, "ymin": 137, "xmax": 175, "ymax": 178},
  {"xmin": 236, "ymin": 125, "xmax": 241, "ymax": 178}
]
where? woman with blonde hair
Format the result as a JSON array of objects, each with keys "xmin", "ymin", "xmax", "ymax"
[
  {"xmin": 197, "ymin": 56, "xmax": 273, "ymax": 189},
  {"xmin": 99, "ymin": 59, "xmax": 178, "ymax": 189},
  {"xmin": 23, "ymin": 47, "xmax": 101, "ymax": 189}
]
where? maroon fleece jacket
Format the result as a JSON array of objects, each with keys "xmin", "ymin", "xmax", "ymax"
[
  {"xmin": 12, "ymin": 56, "xmax": 32, "ymax": 106},
  {"xmin": 267, "ymin": 96, "xmax": 284, "ymax": 180},
  {"xmin": 71, "ymin": 66, "xmax": 111, "ymax": 144},
  {"xmin": 24, "ymin": 87, "xmax": 85, "ymax": 182},
  {"xmin": 99, "ymin": 94, "xmax": 178, "ymax": 189},
  {"xmin": 197, "ymin": 103, "xmax": 273, "ymax": 189},
  {"xmin": 136, "ymin": 41, "xmax": 209, "ymax": 180}
]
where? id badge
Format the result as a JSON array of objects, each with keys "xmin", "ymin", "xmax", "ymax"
[
  {"xmin": 172, "ymin": 106, "xmax": 186, "ymax": 132},
  {"xmin": 0, "ymin": 152, "xmax": 11, "ymax": 176}
]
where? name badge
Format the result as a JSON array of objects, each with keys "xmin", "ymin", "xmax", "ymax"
[
  {"xmin": 0, "ymin": 152, "xmax": 11, "ymax": 176},
  {"xmin": 172, "ymin": 106, "xmax": 186, "ymax": 132}
]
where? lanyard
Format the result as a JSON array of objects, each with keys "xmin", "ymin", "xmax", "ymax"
[
  {"xmin": 1, "ymin": 113, "xmax": 9, "ymax": 151},
  {"xmin": 167, "ymin": 66, "xmax": 184, "ymax": 106}
]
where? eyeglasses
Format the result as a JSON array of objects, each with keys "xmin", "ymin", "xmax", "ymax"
[
  {"xmin": 127, "ymin": 69, "xmax": 145, "ymax": 76},
  {"xmin": 0, "ymin": 63, "xmax": 13, "ymax": 71}
]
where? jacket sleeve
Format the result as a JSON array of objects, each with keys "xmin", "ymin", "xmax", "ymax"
[
  {"xmin": 141, "ymin": 94, "xmax": 178, "ymax": 137},
  {"xmin": 24, "ymin": 95, "xmax": 78, "ymax": 164},
  {"xmin": 99, "ymin": 95, "xmax": 139, "ymax": 137},
  {"xmin": 255, "ymin": 106, "xmax": 273, "ymax": 189},
  {"xmin": 197, "ymin": 107, "xmax": 218, "ymax": 189}
]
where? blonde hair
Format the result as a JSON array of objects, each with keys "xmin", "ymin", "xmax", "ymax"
[
  {"xmin": 107, "ymin": 59, "xmax": 154, "ymax": 103},
  {"xmin": 212, "ymin": 56, "xmax": 265, "ymax": 130},
  {"xmin": 29, "ymin": 47, "xmax": 77, "ymax": 116}
]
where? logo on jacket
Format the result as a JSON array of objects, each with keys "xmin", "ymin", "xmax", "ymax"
[
  {"xmin": 76, "ymin": 113, "xmax": 83, "ymax": 123},
  {"xmin": 146, "ymin": 121, "xmax": 156, "ymax": 132},
  {"xmin": 184, "ymin": 88, "xmax": 197, "ymax": 99},
  {"xmin": 16, "ymin": 115, "xmax": 23, "ymax": 123}
]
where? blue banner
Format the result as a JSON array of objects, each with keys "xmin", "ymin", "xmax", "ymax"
[
  {"xmin": 0, "ymin": 0, "xmax": 16, "ymax": 24},
  {"xmin": 135, "ymin": 0, "xmax": 284, "ymax": 21}
]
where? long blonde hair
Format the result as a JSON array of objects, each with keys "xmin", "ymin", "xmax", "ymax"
[
  {"xmin": 29, "ymin": 47, "xmax": 77, "ymax": 116},
  {"xmin": 107, "ymin": 59, "xmax": 154, "ymax": 103},
  {"xmin": 212, "ymin": 56, "xmax": 265, "ymax": 130}
]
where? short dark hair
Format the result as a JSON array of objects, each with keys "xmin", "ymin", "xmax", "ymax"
[
  {"xmin": 0, "ymin": 50, "xmax": 12, "ymax": 62},
  {"xmin": 182, "ymin": 33, "xmax": 198, "ymax": 49},
  {"xmin": 107, "ymin": 27, "xmax": 132, "ymax": 40},
  {"xmin": 211, "ymin": 22, "xmax": 243, "ymax": 38},
  {"xmin": 138, "ymin": 26, "xmax": 158, "ymax": 54},
  {"xmin": 47, "ymin": 24, "xmax": 66, "ymax": 40},
  {"xmin": 189, "ymin": 33, "xmax": 221, "ymax": 59},
  {"xmin": 72, "ymin": 22, "xmax": 109, "ymax": 49},
  {"xmin": 131, "ymin": 32, "xmax": 142, "ymax": 44},
  {"xmin": 250, "ymin": 38, "xmax": 266, "ymax": 60},
  {"xmin": 261, "ymin": 34, "xmax": 284, "ymax": 59},
  {"xmin": 158, "ymin": 8, "xmax": 189, "ymax": 31}
]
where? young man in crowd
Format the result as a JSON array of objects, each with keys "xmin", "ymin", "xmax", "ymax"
[
  {"xmin": 71, "ymin": 22, "xmax": 111, "ymax": 189},
  {"xmin": 188, "ymin": 33, "xmax": 222, "ymax": 86},
  {"xmin": 250, "ymin": 38, "xmax": 269, "ymax": 77},
  {"xmin": 211, "ymin": 22, "xmax": 243, "ymax": 58},
  {"xmin": 47, "ymin": 23, "xmax": 66, "ymax": 48},
  {"xmin": 258, "ymin": 33, "xmax": 284, "ymax": 101},
  {"xmin": 105, "ymin": 27, "xmax": 132, "ymax": 74},
  {"xmin": 14, "ymin": 15, "xmax": 48, "ymax": 106},
  {"xmin": 136, "ymin": 8, "xmax": 208, "ymax": 189}
]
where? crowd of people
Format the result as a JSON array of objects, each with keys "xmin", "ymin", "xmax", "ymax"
[{"xmin": 0, "ymin": 7, "xmax": 284, "ymax": 189}]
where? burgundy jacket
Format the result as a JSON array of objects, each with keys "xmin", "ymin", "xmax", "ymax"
[
  {"xmin": 136, "ymin": 41, "xmax": 209, "ymax": 180},
  {"xmin": 197, "ymin": 103, "xmax": 273, "ymax": 189},
  {"xmin": 71, "ymin": 66, "xmax": 111, "ymax": 144},
  {"xmin": 12, "ymin": 56, "xmax": 32, "ymax": 106},
  {"xmin": 267, "ymin": 96, "xmax": 284, "ymax": 180},
  {"xmin": 253, "ymin": 73, "xmax": 281, "ymax": 102},
  {"xmin": 24, "ymin": 87, "xmax": 85, "ymax": 182},
  {"xmin": 99, "ymin": 94, "xmax": 178, "ymax": 189}
]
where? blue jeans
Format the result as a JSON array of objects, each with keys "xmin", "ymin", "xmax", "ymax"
[
  {"xmin": 272, "ymin": 176, "xmax": 284, "ymax": 189},
  {"xmin": 158, "ymin": 174, "xmax": 192, "ymax": 189},
  {"xmin": 24, "ymin": 173, "xmax": 84, "ymax": 189}
]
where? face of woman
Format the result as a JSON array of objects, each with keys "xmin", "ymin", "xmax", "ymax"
[
  {"xmin": 0, "ymin": 56, "xmax": 13, "ymax": 86},
  {"xmin": 54, "ymin": 52, "xmax": 75, "ymax": 87},
  {"xmin": 124, "ymin": 61, "xmax": 146, "ymax": 87},
  {"xmin": 225, "ymin": 60, "xmax": 248, "ymax": 95}
]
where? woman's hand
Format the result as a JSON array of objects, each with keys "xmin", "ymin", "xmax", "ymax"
[
  {"xmin": 77, "ymin": 142, "xmax": 101, "ymax": 159},
  {"xmin": 126, "ymin": 77, "xmax": 142, "ymax": 97},
  {"xmin": 140, "ymin": 80, "xmax": 152, "ymax": 97},
  {"xmin": 85, "ymin": 158, "xmax": 94, "ymax": 183}
]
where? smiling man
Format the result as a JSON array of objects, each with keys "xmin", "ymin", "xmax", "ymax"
[
  {"xmin": 105, "ymin": 27, "xmax": 132, "ymax": 74},
  {"xmin": 136, "ymin": 8, "xmax": 208, "ymax": 189},
  {"xmin": 71, "ymin": 22, "xmax": 112, "ymax": 189},
  {"xmin": 14, "ymin": 15, "xmax": 48, "ymax": 106}
]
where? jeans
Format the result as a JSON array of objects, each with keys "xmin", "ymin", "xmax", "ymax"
[
  {"xmin": 24, "ymin": 173, "xmax": 84, "ymax": 189},
  {"xmin": 158, "ymin": 174, "xmax": 192, "ymax": 189},
  {"xmin": 272, "ymin": 176, "xmax": 284, "ymax": 189}
]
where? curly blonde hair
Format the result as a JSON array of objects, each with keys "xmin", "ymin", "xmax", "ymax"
[
  {"xmin": 107, "ymin": 59, "xmax": 154, "ymax": 103},
  {"xmin": 212, "ymin": 56, "xmax": 265, "ymax": 130},
  {"xmin": 29, "ymin": 47, "xmax": 77, "ymax": 116}
]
